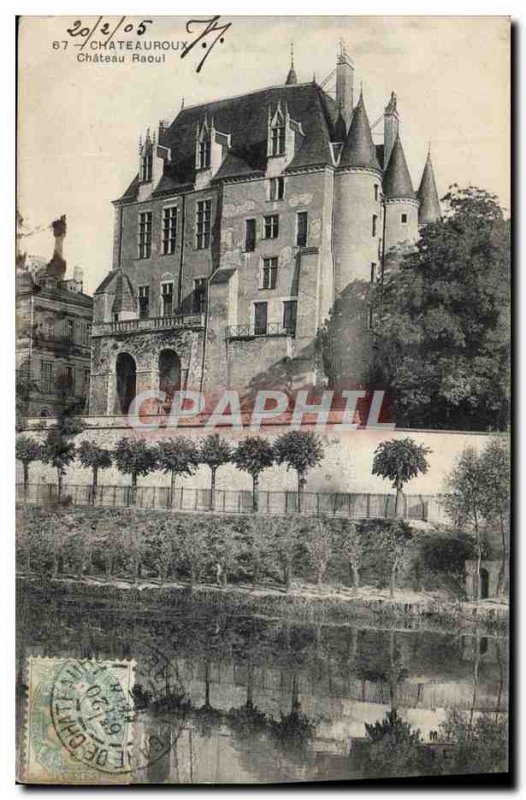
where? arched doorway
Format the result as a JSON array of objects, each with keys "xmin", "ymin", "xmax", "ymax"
[
  {"xmin": 115, "ymin": 352, "xmax": 136, "ymax": 415},
  {"xmin": 159, "ymin": 349, "xmax": 181, "ymax": 404},
  {"xmin": 479, "ymin": 568, "xmax": 490, "ymax": 600}
]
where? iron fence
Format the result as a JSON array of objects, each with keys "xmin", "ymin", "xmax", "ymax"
[{"xmin": 16, "ymin": 483, "xmax": 439, "ymax": 520}]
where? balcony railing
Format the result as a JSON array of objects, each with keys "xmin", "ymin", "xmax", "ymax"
[
  {"xmin": 92, "ymin": 313, "xmax": 206, "ymax": 336},
  {"xmin": 225, "ymin": 322, "xmax": 295, "ymax": 339}
]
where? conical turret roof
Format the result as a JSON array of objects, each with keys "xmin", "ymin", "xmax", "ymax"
[
  {"xmin": 339, "ymin": 93, "xmax": 380, "ymax": 170},
  {"xmin": 417, "ymin": 151, "xmax": 441, "ymax": 224},
  {"xmin": 383, "ymin": 135, "xmax": 415, "ymax": 199}
]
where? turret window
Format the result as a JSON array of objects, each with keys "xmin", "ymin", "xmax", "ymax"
[
  {"xmin": 401, "ymin": 213, "xmax": 408, "ymax": 224},
  {"xmin": 374, "ymin": 184, "xmax": 379, "ymax": 201},
  {"xmin": 370, "ymin": 263, "xmax": 377, "ymax": 283},
  {"xmin": 372, "ymin": 214, "xmax": 378, "ymax": 237}
]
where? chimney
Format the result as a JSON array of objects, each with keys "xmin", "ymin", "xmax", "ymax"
[
  {"xmin": 46, "ymin": 214, "xmax": 67, "ymax": 278},
  {"xmin": 384, "ymin": 91, "xmax": 399, "ymax": 169},
  {"xmin": 335, "ymin": 42, "xmax": 354, "ymax": 133},
  {"xmin": 73, "ymin": 265, "xmax": 84, "ymax": 291}
]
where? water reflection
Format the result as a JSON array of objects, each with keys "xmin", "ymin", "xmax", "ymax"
[{"xmin": 17, "ymin": 590, "xmax": 508, "ymax": 783}]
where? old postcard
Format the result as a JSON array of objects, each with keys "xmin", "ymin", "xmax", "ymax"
[{"xmin": 16, "ymin": 15, "xmax": 510, "ymax": 784}]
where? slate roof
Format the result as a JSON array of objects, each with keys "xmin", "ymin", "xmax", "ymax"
[
  {"xmin": 417, "ymin": 151, "xmax": 441, "ymax": 224},
  {"xmin": 382, "ymin": 134, "xmax": 415, "ymax": 199},
  {"xmin": 111, "ymin": 271, "xmax": 136, "ymax": 314},
  {"xmin": 339, "ymin": 93, "xmax": 381, "ymax": 171},
  {"xmin": 118, "ymin": 82, "xmax": 339, "ymax": 200},
  {"xmin": 94, "ymin": 269, "xmax": 136, "ymax": 315}
]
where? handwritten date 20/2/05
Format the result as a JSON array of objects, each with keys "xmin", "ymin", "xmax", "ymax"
[{"xmin": 55, "ymin": 15, "xmax": 231, "ymax": 72}]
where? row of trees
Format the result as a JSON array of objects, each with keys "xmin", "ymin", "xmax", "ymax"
[
  {"xmin": 16, "ymin": 429, "xmax": 325, "ymax": 511},
  {"xmin": 17, "ymin": 424, "xmax": 433, "ymax": 514},
  {"xmin": 18, "ymin": 508, "xmax": 422, "ymax": 597}
]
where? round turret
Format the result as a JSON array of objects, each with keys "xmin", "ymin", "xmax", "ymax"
[
  {"xmin": 382, "ymin": 135, "xmax": 419, "ymax": 264},
  {"xmin": 332, "ymin": 93, "xmax": 383, "ymax": 296}
]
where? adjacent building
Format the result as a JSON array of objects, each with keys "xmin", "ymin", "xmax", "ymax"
[
  {"xmin": 89, "ymin": 47, "xmax": 441, "ymax": 416},
  {"xmin": 16, "ymin": 216, "xmax": 93, "ymax": 418}
]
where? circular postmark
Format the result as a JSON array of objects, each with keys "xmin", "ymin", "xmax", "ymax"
[{"xmin": 49, "ymin": 643, "xmax": 185, "ymax": 776}]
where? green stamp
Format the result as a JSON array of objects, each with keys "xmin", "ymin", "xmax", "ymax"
[{"xmin": 23, "ymin": 656, "xmax": 135, "ymax": 784}]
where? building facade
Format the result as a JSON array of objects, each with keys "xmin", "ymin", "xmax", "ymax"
[
  {"xmin": 89, "ymin": 48, "xmax": 441, "ymax": 416},
  {"xmin": 16, "ymin": 216, "xmax": 94, "ymax": 418}
]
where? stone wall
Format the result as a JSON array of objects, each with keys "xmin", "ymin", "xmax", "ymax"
[{"xmin": 18, "ymin": 419, "xmax": 498, "ymax": 510}]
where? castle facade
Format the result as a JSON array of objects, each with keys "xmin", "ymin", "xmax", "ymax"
[{"xmin": 89, "ymin": 48, "xmax": 441, "ymax": 416}]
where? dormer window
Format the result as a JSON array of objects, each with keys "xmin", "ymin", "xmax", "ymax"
[
  {"xmin": 196, "ymin": 120, "xmax": 211, "ymax": 170},
  {"xmin": 198, "ymin": 136, "xmax": 211, "ymax": 169},
  {"xmin": 270, "ymin": 121, "xmax": 285, "ymax": 156},
  {"xmin": 140, "ymin": 148, "xmax": 153, "ymax": 182}
]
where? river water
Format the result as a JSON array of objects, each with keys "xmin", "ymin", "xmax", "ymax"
[{"xmin": 17, "ymin": 588, "xmax": 508, "ymax": 784}]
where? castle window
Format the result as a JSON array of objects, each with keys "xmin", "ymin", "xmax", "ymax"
[
  {"xmin": 370, "ymin": 262, "xmax": 376, "ymax": 283},
  {"xmin": 296, "ymin": 212, "xmax": 308, "ymax": 247},
  {"xmin": 283, "ymin": 300, "xmax": 297, "ymax": 335},
  {"xmin": 140, "ymin": 150, "xmax": 153, "ymax": 182},
  {"xmin": 43, "ymin": 319, "xmax": 54, "ymax": 339},
  {"xmin": 197, "ymin": 131, "xmax": 211, "ymax": 170},
  {"xmin": 254, "ymin": 302, "xmax": 268, "ymax": 335},
  {"xmin": 60, "ymin": 365, "xmax": 74, "ymax": 393},
  {"xmin": 162, "ymin": 206, "xmax": 177, "ymax": 255},
  {"xmin": 64, "ymin": 319, "xmax": 74, "ymax": 342},
  {"xmin": 366, "ymin": 306, "xmax": 374, "ymax": 331},
  {"xmin": 269, "ymin": 177, "xmax": 285, "ymax": 201},
  {"xmin": 41, "ymin": 361, "xmax": 53, "ymax": 393},
  {"xmin": 245, "ymin": 219, "xmax": 256, "ymax": 252},
  {"xmin": 87, "ymin": 323, "xmax": 92, "ymax": 343},
  {"xmin": 372, "ymin": 214, "xmax": 378, "ymax": 237},
  {"xmin": 263, "ymin": 214, "xmax": 279, "ymax": 240},
  {"xmin": 374, "ymin": 184, "xmax": 379, "ymax": 202},
  {"xmin": 196, "ymin": 200, "xmax": 212, "ymax": 249},
  {"xmin": 193, "ymin": 278, "xmax": 207, "ymax": 313},
  {"xmin": 401, "ymin": 213, "xmax": 408, "ymax": 224},
  {"xmin": 270, "ymin": 121, "xmax": 285, "ymax": 156},
  {"xmin": 161, "ymin": 281, "xmax": 174, "ymax": 317},
  {"xmin": 113, "ymin": 313, "xmax": 119, "ymax": 322},
  {"xmin": 138, "ymin": 285, "xmax": 150, "ymax": 319},
  {"xmin": 83, "ymin": 368, "xmax": 90, "ymax": 390},
  {"xmin": 138, "ymin": 211, "xmax": 153, "ymax": 259},
  {"xmin": 260, "ymin": 257, "xmax": 278, "ymax": 290}
]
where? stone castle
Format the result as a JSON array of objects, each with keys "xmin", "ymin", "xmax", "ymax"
[{"xmin": 89, "ymin": 46, "xmax": 441, "ymax": 416}]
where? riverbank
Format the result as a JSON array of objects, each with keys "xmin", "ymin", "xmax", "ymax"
[{"xmin": 17, "ymin": 574, "xmax": 508, "ymax": 635}]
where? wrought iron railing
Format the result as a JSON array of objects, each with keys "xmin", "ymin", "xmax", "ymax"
[
  {"xmin": 92, "ymin": 313, "xmax": 205, "ymax": 336},
  {"xmin": 16, "ymin": 483, "xmax": 440, "ymax": 521},
  {"xmin": 225, "ymin": 322, "xmax": 295, "ymax": 339}
]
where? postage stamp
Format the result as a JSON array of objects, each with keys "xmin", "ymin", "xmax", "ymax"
[
  {"xmin": 23, "ymin": 656, "xmax": 136, "ymax": 783},
  {"xmin": 22, "ymin": 644, "xmax": 181, "ymax": 783}
]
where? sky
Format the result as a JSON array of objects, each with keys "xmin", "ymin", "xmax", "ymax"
[{"xmin": 17, "ymin": 15, "xmax": 510, "ymax": 295}]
